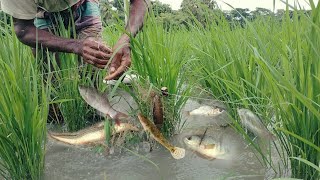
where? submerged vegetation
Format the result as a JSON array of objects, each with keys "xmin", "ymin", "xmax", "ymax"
[{"xmin": 0, "ymin": 0, "xmax": 319, "ymax": 179}]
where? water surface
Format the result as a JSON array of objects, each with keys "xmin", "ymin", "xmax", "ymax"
[{"xmin": 45, "ymin": 92, "xmax": 275, "ymax": 180}]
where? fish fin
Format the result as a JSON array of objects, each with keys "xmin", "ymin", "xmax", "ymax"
[
  {"xmin": 95, "ymin": 109, "xmax": 105, "ymax": 118},
  {"xmin": 171, "ymin": 147, "xmax": 186, "ymax": 160},
  {"xmin": 106, "ymin": 112, "xmax": 126, "ymax": 125},
  {"xmin": 194, "ymin": 152, "xmax": 217, "ymax": 161},
  {"xmin": 114, "ymin": 112, "xmax": 128, "ymax": 121},
  {"xmin": 115, "ymin": 119, "xmax": 121, "ymax": 126},
  {"xmin": 131, "ymin": 126, "xmax": 140, "ymax": 132},
  {"xmin": 94, "ymin": 121, "xmax": 105, "ymax": 128},
  {"xmin": 203, "ymin": 144, "xmax": 216, "ymax": 149}
]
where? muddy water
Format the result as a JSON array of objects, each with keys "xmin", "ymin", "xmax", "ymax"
[{"xmin": 44, "ymin": 92, "xmax": 267, "ymax": 180}]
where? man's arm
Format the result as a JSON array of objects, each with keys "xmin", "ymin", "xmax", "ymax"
[
  {"xmin": 13, "ymin": 18, "xmax": 112, "ymax": 68},
  {"xmin": 104, "ymin": 0, "xmax": 148, "ymax": 80},
  {"xmin": 125, "ymin": 0, "xmax": 149, "ymax": 37}
]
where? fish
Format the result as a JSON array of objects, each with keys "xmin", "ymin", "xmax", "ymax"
[
  {"xmin": 152, "ymin": 93, "xmax": 164, "ymax": 128},
  {"xmin": 137, "ymin": 113, "xmax": 185, "ymax": 159},
  {"xmin": 78, "ymin": 85, "xmax": 128, "ymax": 122},
  {"xmin": 103, "ymin": 74, "xmax": 137, "ymax": 85},
  {"xmin": 183, "ymin": 135, "xmax": 227, "ymax": 160},
  {"xmin": 187, "ymin": 105, "xmax": 224, "ymax": 116},
  {"xmin": 237, "ymin": 108, "xmax": 275, "ymax": 140},
  {"xmin": 48, "ymin": 122, "xmax": 139, "ymax": 145}
]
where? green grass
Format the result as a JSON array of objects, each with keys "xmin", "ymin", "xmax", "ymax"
[{"xmin": 0, "ymin": 20, "xmax": 49, "ymax": 179}]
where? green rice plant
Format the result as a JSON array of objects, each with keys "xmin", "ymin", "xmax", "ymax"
[
  {"xmin": 50, "ymin": 13, "xmax": 130, "ymax": 131},
  {"xmin": 248, "ymin": 3, "xmax": 320, "ymax": 178},
  {"xmin": 45, "ymin": 13, "xmax": 103, "ymax": 131},
  {"xmin": 187, "ymin": 14, "xmax": 287, "ymax": 174},
  {"xmin": 191, "ymin": 4, "xmax": 320, "ymax": 177},
  {"xmin": 190, "ymin": 11, "xmax": 283, "ymax": 115},
  {"xmin": 0, "ymin": 20, "xmax": 49, "ymax": 179},
  {"xmin": 129, "ymin": 13, "xmax": 191, "ymax": 137}
]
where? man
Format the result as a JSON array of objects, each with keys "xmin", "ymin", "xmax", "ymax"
[{"xmin": 0, "ymin": 0, "xmax": 148, "ymax": 80}]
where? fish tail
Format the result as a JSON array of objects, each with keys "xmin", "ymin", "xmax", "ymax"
[
  {"xmin": 48, "ymin": 133, "xmax": 80, "ymax": 145},
  {"xmin": 171, "ymin": 147, "xmax": 186, "ymax": 160}
]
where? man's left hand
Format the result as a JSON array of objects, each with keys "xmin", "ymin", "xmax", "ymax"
[{"xmin": 104, "ymin": 34, "xmax": 131, "ymax": 80}]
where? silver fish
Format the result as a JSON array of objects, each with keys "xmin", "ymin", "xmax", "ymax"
[
  {"xmin": 188, "ymin": 105, "xmax": 224, "ymax": 116},
  {"xmin": 103, "ymin": 74, "xmax": 137, "ymax": 85},
  {"xmin": 78, "ymin": 85, "xmax": 128, "ymax": 121},
  {"xmin": 183, "ymin": 135, "xmax": 227, "ymax": 160},
  {"xmin": 237, "ymin": 108, "xmax": 275, "ymax": 140}
]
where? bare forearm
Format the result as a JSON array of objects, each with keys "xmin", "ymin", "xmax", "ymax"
[
  {"xmin": 126, "ymin": 0, "xmax": 148, "ymax": 37},
  {"xmin": 13, "ymin": 19, "xmax": 81, "ymax": 54}
]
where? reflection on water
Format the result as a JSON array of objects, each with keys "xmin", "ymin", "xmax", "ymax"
[{"xmin": 45, "ymin": 93, "xmax": 268, "ymax": 180}]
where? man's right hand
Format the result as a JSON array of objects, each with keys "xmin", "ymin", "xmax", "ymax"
[
  {"xmin": 13, "ymin": 18, "xmax": 112, "ymax": 69},
  {"xmin": 77, "ymin": 38, "xmax": 113, "ymax": 69}
]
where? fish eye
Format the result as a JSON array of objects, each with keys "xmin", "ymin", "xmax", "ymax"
[{"xmin": 187, "ymin": 136, "xmax": 192, "ymax": 140}]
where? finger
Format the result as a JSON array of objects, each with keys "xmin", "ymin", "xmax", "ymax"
[
  {"xmin": 99, "ymin": 44, "xmax": 113, "ymax": 54},
  {"xmin": 109, "ymin": 54, "xmax": 122, "ymax": 73},
  {"xmin": 109, "ymin": 66, "xmax": 116, "ymax": 73},
  {"xmin": 105, "ymin": 66, "xmax": 126, "ymax": 80},
  {"xmin": 84, "ymin": 45, "xmax": 112, "ymax": 60},
  {"xmin": 85, "ymin": 59, "xmax": 95, "ymax": 65},
  {"xmin": 104, "ymin": 58, "xmax": 131, "ymax": 81},
  {"xmin": 91, "ymin": 41, "xmax": 112, "ymax": 53},
  {"xmin": 95, "ymin": 51, "xmax": 112, "ymax": 60},
  {"xmin": 85, "ymin": 54, "xmax": 108, "ymax": 66},
  {"xmin": 94, "ymin": 64, "xmax": 106, "ymax": 69},
  {"xmin": 93, "ymin": 57, "xmax": 108, "ymax": 65}
]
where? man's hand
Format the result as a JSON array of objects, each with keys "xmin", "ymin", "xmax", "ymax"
[
  {"xmin": 13, "ymin": 18, "xmax": 113, "ymax": 69},
  {"xmin": 104, "ymin": 34, "xmax": 131, "ymax": 80},
  {"xmin": 102, "ymin": 0, "xmax": 148, "ymax": 81},
  {"xmin": 78, "ymin": 38, "xmax": 113, "ymax": 69}
]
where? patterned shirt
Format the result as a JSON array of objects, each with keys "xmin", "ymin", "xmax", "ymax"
[{"xmin": 0, "ymin": 0, "xmax": 79, "ymax": 19}]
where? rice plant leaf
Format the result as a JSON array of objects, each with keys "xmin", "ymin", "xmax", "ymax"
[
  {"xmin": 277, "ymin": 127, "xmax": 320, "ymax": 152},
  {"xmin": 290, "ymin": 157, "xmax": 320, "ymax": 172},
  {"xmin": 104, "ymin": 118, "xmax": 111, "ymax": 146},
  {"xmin": 49, "ymin": 99, "xmax": 74, "ymax": 104}
]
